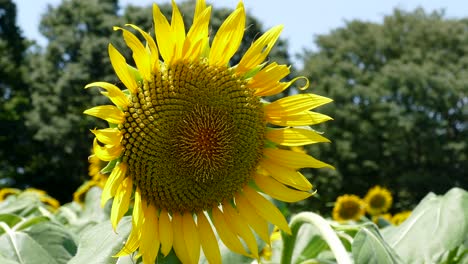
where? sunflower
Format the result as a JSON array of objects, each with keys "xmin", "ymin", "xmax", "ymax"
[
  {"xmin": 332, "ymin": 194, "xmax": 365, "ymax": 222},
  {"xmin": 364, "ymin": 185, "xmax": 393, "ymax": 216},
  {"xmin": 84, "ymin": 0, "xmax": 332, "ymax": 263},
  {"xmin": 24, "ymin": 188, "xmax": 60, "ymax": 210},
  {"xmin": 0, "ymin": 188, "xmax": 20, "ymax": 201},
  {"xmin": 391, "ymin": 211, "xmax": 411, "ymax": 226}
]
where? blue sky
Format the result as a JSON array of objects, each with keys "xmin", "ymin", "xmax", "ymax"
[{"xmin": 14, "ymin": 0, "xmax": 467, "ymax": 63}]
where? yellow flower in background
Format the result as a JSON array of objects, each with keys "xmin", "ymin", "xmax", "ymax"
[
  {"xmin": 84, "ymin": 0, "xmax": 332, "ymax": 263},
  {"xmin": 372, "ymin": 213, "xmax": 392, "ymax": 224},
  {"xmin": 24, "ymin": 188, "xmax": 60, "ymax": 210},
  {"xmin": 0, "ymin": 188, "xmax": 20, "ymax": 201},
  {"xmin": 332, "ymin": 194, "xmax": 365, "ymax": 222},
  {"xmin": 392, "ymin": 211, "xmax": 411, "ymax": 226},
  {"xmin": 364, "ymin": 185, "xmax": 393, "ymax": 216},
  {"xmin": 88, "ymin": 153, "xmax": 108, "ymax": 187}
]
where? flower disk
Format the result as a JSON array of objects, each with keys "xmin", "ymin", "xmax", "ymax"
[
  {"xmin": 83, "ymin": 0, "xmax": 334, "ymax": 263},
  {"xmin": 332, "ymin": 194, "xmax": 365, "ymax": 222},
  {"xmin": 118, "ymin": 61, "xmax": 264, "ymax": 212}
]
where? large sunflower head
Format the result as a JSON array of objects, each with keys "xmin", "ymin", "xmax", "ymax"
[
  {"xmin": 84, "ymin": 0, "xmax": 333, "ymax": 263},
  {"xmin": 332, "ymin": 194, "xmax": 365, "ymax": 222},
  {"xmin": 364, "ymin": 185, "xmax": 393, "ymax": 216}
]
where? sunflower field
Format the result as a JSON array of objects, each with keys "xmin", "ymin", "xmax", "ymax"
[{"xmin": 0, "ymin": 0, "xmax": 466, "ymax": 263}]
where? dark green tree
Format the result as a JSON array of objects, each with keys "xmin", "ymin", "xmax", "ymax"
[
  {"xmin": 24, "ymin": 0, "xmax": 122, "ymax": 201},
  {"xmin": 0, "ymin": 0, "xmax": 31, "ymax": 186},
  {"xmin": 299, "ymin": 8, "xmax": 467, "ymax": 213},
  {"xmin": 23, "ymin": 0, "xmax": 291, "ymax": 202}
]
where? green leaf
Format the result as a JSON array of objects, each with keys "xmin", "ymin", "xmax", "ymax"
[
  {"xmin": 0, "ymin": 214, "xmax": 22, "ymax": 232},
  {"xmin": 23, "ymin": 222, "xmax": 77, "ymax": 263},
  {"xmin": 15, "ymin": 216, "xmax": 50, "ymax": 231},
  {"xmin": 0, "ymin": 221, "xmax": 75, "ymax": 264},
  {"xmin": 381, "ymin": 188, "xmax": 468, "ymax": 263},
  {"xmin": 352, "ymin": 224, "xmax": 403, "ymax": 264},
  {"xmin": 68, "ymin": 216, "xmax": 132, "ymax": 264}
]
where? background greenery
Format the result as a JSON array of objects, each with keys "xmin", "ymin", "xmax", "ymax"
[{"xmin": 1, "ymin": 0, "xmax": 466, "ymax": 216}]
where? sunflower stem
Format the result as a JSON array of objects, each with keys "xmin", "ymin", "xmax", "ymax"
[{"xmin": 280, "ymin": 212, "xmax": 352, "ymax": 264}]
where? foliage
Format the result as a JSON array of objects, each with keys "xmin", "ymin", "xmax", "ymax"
[
  {"xmin": 299, "ymin": 9, "xmax": 468, "ymax": 213},
  {"xmin": 1, "ymin": 0, "xmax": 291, "ymax": 202},
  {"xmin": 0, "ymin": 185, "xmax": 465, "ymax": 263},
  {"xmin": 0, "ymin": 0, "xmax": 32, "ymax": 187}
]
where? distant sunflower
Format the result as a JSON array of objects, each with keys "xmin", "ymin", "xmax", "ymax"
[
  {"xmin": 391, "ymin": 211, "xmax": 411, "ymax": 226},
  {"xmin": 0, "ymin": 188, "xmax": 20, "ymax": 201},
  {"xmin": 364, "ymin": 186, "xmax": 393, "ymax": 216},
  {"xmin": 332, "ymin": 194, "xmax": 365, "ymax": 222},
  {"xmin": 84, "ymin": 0, "xmax": 332, "ymax": 263},
  {"xmin": 24, "ymin": 188, "xmax": 60, "ymax": 210}
]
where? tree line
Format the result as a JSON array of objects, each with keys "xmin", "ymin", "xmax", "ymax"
[{"xmin": 1, "ymin": 0, "xmax": 466, "ymax": 213}]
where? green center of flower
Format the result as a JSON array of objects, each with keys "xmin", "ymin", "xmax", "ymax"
[
  {"xmin": 369, "ymin": 194, "xmax": 387, "ymax": 209},
  {"xmin": 118, "ymin": 60, "xmax": 265, "ymax": 213},
  {"xmin": 339, "ymin": 200, "xmax": 361, "ymax": 219}
]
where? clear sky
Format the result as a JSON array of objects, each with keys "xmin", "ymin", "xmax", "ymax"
[{"xmin": 14, "ymin": 0, "xmax": 467, "ymax": 64}]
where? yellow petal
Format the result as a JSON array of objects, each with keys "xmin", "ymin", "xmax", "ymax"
[
  {"xmin": 92, "ymin": 138, "xmax": 123, "ymax": 162},
  {"xmin": 194, "ymin": 0, "xmax": 207, "ymax": 21},
  {"xmin": 266, "ymin": 128, "xmax": 330, "ymax": 146},
  {"xmin": 234, "ymin": 194, "xmax": 270, "ymax": 244},
  {"xmin": 140, "ymin": 204, "xmax": 160, "ymax": 264},
  {"xmin": 159, "ymin": 210, "xmax": 173, "ymax": 256},
  {"xmin": 114, "ymin": 27, "xmax": 151, "ymax": 81},
  {"xmin": 172, "ymin": 213, "xmax": 191, "ymax": 264},
  {"xmin": 113, "ymin": 188, "xmax": 143, "ymax": 256},
  {"xmin": 114, "ymin": 226, "xmax": 140, "ymax": 257},
  {"xmin": 110, "ymin": 176, "xmax": 132, "ymax": 231},
  {"xmin": 197, "ymin": 212, "xmax": 221, "ymax": 264},
  {"xmin": 153, "ymin": 3, "xmax": 174, "ymax": 63},
  {"xmin": 259, "ymin": 159, "xmax": 312, "ymax": 191},
  {"xmin": 84, "ymin": 105, "xmax": 125, "ymax": 124},
  {"xmin": 266, "ymin": 110, "xmax": 333, "ymax": 126},
  {"xmin": 264, "ymin": 148, "xmax": 333, "ymax": 169},
  {"xmin": 211, "ymin": 206, "xmax": 250, "ymax": 256},
  {"xmin": 183, "ymin": 6, "xmax": 211, "ymax": 61},
  {"xmin": 209, "ymin": 3, "xmax": 245, "ymax": 66},
  {"xmin": 170, "ymin": 0, "xmax": 185, "ymax": 61},
  {"xmin": 237, "ymin": 25, "xmax": 283, "ymax": 74},
  {"xmin": 254, "ymin": 173, "xmax": 313, "ymax": 202},
  {"xmin": 265, "ymin": 94, "xmax": 333, "ymax": 115},
  {"xmin": 222, "ymin": 203, "xmax": 259, "ymax": 258},
  {"xmin": 249, "ymin": 62, "xmax": 289, "ymax": 87},
  {"xmin": 90, "ymin": 128, "xmax": 122, "ymax": 146},
  {"xmin": 242, "ymin": 186, "xmax": 291, "ymax": 234},
  {"xmin": 125, "ymin": 24, "xmax": 159, "ymax": 72},
  {"xmin": 182, "ymin": 213, "xmax": 200, "ymax": 264},
  {"xmin": 101, "ymin": 162, "xmax": 127, "ymax": 207},
  {"xmin": 85, "ymin": 82, "xmax": 129, "ymax": 109},
  {"xmin": 132, "ymin": 188, "xmax": 144, "ymax": 228},
  {"xmin": 108, "ymin": 44, "xmax": 138, "ymax": 94}
]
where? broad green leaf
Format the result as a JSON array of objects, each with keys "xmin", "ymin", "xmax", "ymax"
[
  {"xmin": 0, "ymin": 231, "xmax": 59, "ymax": 264},
  {"xmin": 0, "ymin": 214, "xmax": 22, "ymax": 233},
  {"xmin": 352, "ymin": 224, "xmax": 403, "ymax": 264},
  {"xmin": 292, "ymin": 223, "xmax": 330, "ymax": 263},
  {"xmin": 382, "ymin": 188, "xmax": 468, "ymax": 263},
  {"xmin": 68, "ymin": 216, "xmax": 132, "ymax": 264},
  {"xmin": 23, "ymin": 222, "xmax": 77, "ymax": 263},
  {"xmin": 0, "ymin": 195, "xmax": 39, "ymax": 216},
  {"xmin": 15, "ymin": 216, "xmax": 49, "ymax": 231},
  {"xmin": 0, "ymin": 256, "xmax": 19, "ymax": 264}
]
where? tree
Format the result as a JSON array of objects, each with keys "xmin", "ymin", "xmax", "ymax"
[
  {"xmin": 299, "ymin": 9, "xmax": 468, "ymax": 213},
  {"xmin": 0, "ymin": 0, "xmax": 31, "ymax": 186},
  {"xmin": 23, "ymin": 0, "xmax": 292, "ymax": 202},
  {"xmin": 23, "ymin": 0, "xmax": 122, "ymax": 201}
]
